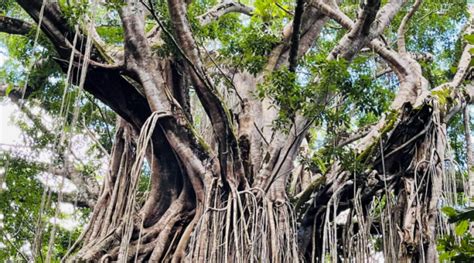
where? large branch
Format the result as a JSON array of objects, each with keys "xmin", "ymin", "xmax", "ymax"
[
  {"xmin": 327, "ymin": 0, "xmax": 382, "ymax": 59},
  {"xmin": 165, "ymin": 0, "xmax": 244, "ymax": 183},
  {"xmin": 120, "ymin": 0, "xmax": 172, "ymax": 113},
  {"xmin": 313, "ymin": 0, "xmax": 427, "ymax": 108},
  {"xmin": 397, "ymin": 0, "xmax": 422, "ymax": 53},
  {"xmin": 288, "ymin": 0, "xmax": 306, "ymax": 72},
  {"xmin": 359, "ymin": 0, "xmax": 382, "ymax": 35},
  {"xmin": 327, "ymin": 0, "xmax": 406, "ymax": 60},
  {"xmin": 15, "ymin": 0, "xmax": 152, "ymax": 129},
  {"xmin": 49, "ymin": 166, "xmax": 99, "ymax": 208},
  {"xmin": 268, "ymin": 3, "xmax": 328, "ymax": 71},
  {"xmin": 198, "ymin": 1, "xmax": 254, "ymax": 26},
  {"xmin": 0, "ymin": 15, "xmax": 32, "ymax": 35},
  {"xmin": 324, "ymin": 0, "xmax": 382, "ymax": 60},
  {"xmin": 59, "ymin": 191, "xmax": 95, "ymax": 208},
  {"xmin": 14, "ymin": 1, "xmax": 192, "ymax": 216},
  {"xmin": 370, "ymin": 0, "xmax": 406, "ymax": 36}
]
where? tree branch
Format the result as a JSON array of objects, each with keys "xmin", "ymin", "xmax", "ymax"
[
  {"xmin": 357, "ymin": 0, "xmax": 382, "ymax": 36},
  {"xmin": 15, "ymin": 0, "xmax": 153, "ymax": 129},
  {"xmin": 0, "ymin": 84, "xmax": 55, "ymax": 140},
  {"xmin": 370, "ymin": 0, "xmax": 406, "ymax": 37},
  {"xmin": 164, "ymin": 0, "xmax": 244, "ymax": 182},
  {"xmin": 397, "ymin": 0, "xmax": 422, "ymax": 53},
  {"xmin": 336, "ymin": 126, "xmax": 372, "ymax": 147},
  {"xmin": 0, "ymin": 15, "xmax": 32, "ymax": 35},
  {"xmin": 49, "ymin": 166, "xmax": 99, "ymax": 207},
  {"xmin": 58, "ymin": 191, "xmax": 95, "ymax": 208},
  {"xmin": 463, "ymin": 106, "xmax": 474, "ymax": 200},
  {"xmin": 268, "ymin": 4, "xmax": 328, "ymax": 70},
  {"xmin": 434, "ymin": 5, "xmax": 473, "ymax": 93},
  {"xmin": 312, "ymin": 0, "xmax": 411, "ymax": 84},
  {"xmin": 198, "ymin": 1, "xmax": 254, "ymax": 26},
  {"xmin": 326, "ymin": 0, "xmax": 405, "ymax": 60},
  {"xmin": 288, "ymin": 0, "xmax": 306, "ymax": 72}
]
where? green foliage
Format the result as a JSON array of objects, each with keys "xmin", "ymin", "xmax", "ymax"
[
  {"xmin": 371, "ymin": 195, "xmax": 388, "ymax": 218},
  {"xmin": 438, "ymin": 206, "xmax": 474, "ymax": 262},
  {"xmin": 432, "ymin": 87, "xmax": 451, "ymax": 106},
  {"xmin": 463, "ymin": 34, "xmax": 474, "ymax": 45},
  {"xmin": 219, "ymin": 22, "xmax": 280, "ymax": 74},
  {"xmin": 0, "ymin": 157, "xmax": 82, "ymax": 261},
  {"xmin": 253, "ymin": 0, "xmax": 292, "ymax": 21},
  {"xmin": 0, "ymin": 160, "xmax": 43, "ymax": 258},
  {"xmin": 447, "ymin": 113, "xmax": 469, "ymax": 169},
  {"xmin": 257, "ymin": 68, "xmax": 301, "ymax": 129},
  {"xmin": 191, "ymin": 0, "xmax": 287, "ymax": 75},
  {"xmin": 96, "ymin": 25, "xmax": 124, "ymax": 44},
  {"xmin": 396, "ymin": 0, "xmax": 468, "ymax": 88},
  {"xmin": 455, "ymin": 220, "xmax": 470, "ymax": 236},
  {"xmin": 58, "ymin": 0, "xmax": 92, "ymax": 25},
  {"xmin": 257, "ymin": 58, "xmax": 350, "ymax": 131},
  {"xmin": 258, "ymin": 53, "xmax": 393, "ymax": 134}
]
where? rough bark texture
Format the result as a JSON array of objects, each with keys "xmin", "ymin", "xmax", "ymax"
[{"xmin": 8, "ymin": 0, "xmax": 474, "ymax": 262}]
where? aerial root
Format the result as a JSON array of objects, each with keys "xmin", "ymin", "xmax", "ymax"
[{"xmin": 186, "ymin": 186, "xmax": 299, "ymax": 263}]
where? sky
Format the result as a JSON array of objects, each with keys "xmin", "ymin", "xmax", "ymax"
[
  {"xmin": 0, "ymin": 101, "xmax": 22, "ymax": 149},
  {"xmin": 0, "ymin": 52, "xmax": 20, "ymax": 150}
]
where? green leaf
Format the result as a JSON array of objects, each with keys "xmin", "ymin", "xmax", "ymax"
[
  {"xmin": 464, "ymin": 34, "xmax": 474, "ymax": 45},
  {"xmin": 450, "ymin": 207, "xmax": 474, "ymax": 223},
  {"xmin": 442, "ymin": 206, "xmax": 457, "ymax": 218},
  {"xmin": 5, "ymin": 84, "xmax": 13, "ymax": 96},
  {"xmin": 455, "ymin": 220, "xmax": 469, "ymax": 236},
  {"xmin": 450, "ymin": 66, "xmax": 458, "ymax": 74}
]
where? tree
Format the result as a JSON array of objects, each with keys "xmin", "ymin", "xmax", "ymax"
[{"xmin": 1, "ymin": 0, "xmax": 473, "ymax": 262}]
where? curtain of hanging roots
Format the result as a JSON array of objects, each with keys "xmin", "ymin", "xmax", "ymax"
[
  {"xmin": 185, "ymin": 187, "xmax": 298, "ymax": 263},
  {"xmin": 65, "ymin": 118, "xmax": 137, "ymax": 260},
  {"xmin": 63, "ymin": 106, "xmax": 460, "ymax": 262},
  {"xmin": 63, "ymin": 110, "xmax": 300, "ymax": 262},
  {"xmin": 50, "ymin": 74, "xmax": 462, "ymax": 263},
  {"xmin": 305, "ymin": 102, "xmax": 460, "ymax": 262}
]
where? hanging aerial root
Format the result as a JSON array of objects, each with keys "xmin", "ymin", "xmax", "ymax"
[
  {"xmin": 186, "ymin": 186, "xmax": 299, "ymax": 263},
  {"xmin": 65, "ymin": 112, "xmax": 171, "ymax": 262},
  {"xmin": 118, "ymin": 111, "xmax": 168, "ymax": 262},
  {"xmin": 299, "ymin": 102, "xmax": 463, "ymax": 262}
]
